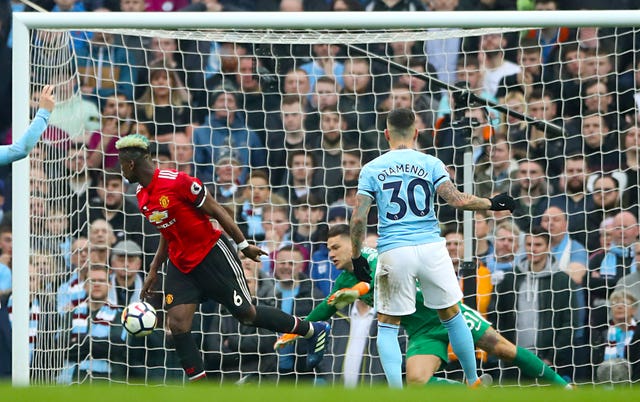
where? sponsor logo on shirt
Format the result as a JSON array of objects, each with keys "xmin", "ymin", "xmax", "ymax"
[{"xmin": 148, "ymin": 210, "xmax": 169, "ymax": 224}]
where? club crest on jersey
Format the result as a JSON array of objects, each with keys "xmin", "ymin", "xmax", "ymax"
[
  {"xmin": 159, "ymin": 195, "xmax": 170, "ymax": 208},
  {"xmin": 148, "ymin": 210, "xmax": 168, "ymax": 224},
  {"xmin": 191, "ymin": 182, "xmax": 202, "ymax": 195},
  {"xmin": 166, "ymin": 294, "xmax": 174, "ymax": 305}
]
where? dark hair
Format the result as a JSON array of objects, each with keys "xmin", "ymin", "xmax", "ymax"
[
  {"xmin": 287, "ymin": 149, "xmax": 315, "ymax": 168},
  {"xmin": 327, "ymin": 223, "xmax": 350, "ymax": 238},
  {"xmin": 98, "ymin": 168, "xmax": 124, "ymax": 184},
  {"xmin": 387, "ymin": 108, "xmax": 415, "ymax": 132},
  {"xmin": 249, "ymin": 169, "xmax": 269, "ymax": 183},
  {"xmin": 441, "ymin": 224, "xmax": 461, "ymax": 238},
  {"xmin": 527, "ymin": 226, "xmax": 551, "ymax": 245},
  {"xmin": 519, "ymin": 37, "xmax": 541, "ymax": 54},
  {"xmin": 281, "ymin": 94, "xmax": 303, "ymax": 107}
]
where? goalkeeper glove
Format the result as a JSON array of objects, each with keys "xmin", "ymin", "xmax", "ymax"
[
  {"xmin": 327, "ymin": 282, "xmax": 371, "ymax": 310},
  {"xmin": 328, "ymin": 288, "xmax": 360, "ymax": 310},
  {"xmin": 489, "ymin": 192, "xmax": 516, "ymax": 212},
  {"xmin": 352, "ymin": 255, "xmax": 372, "ymax": 283},
  {"xmin": 274, "ymin": 333, "xmax": 299, "ymax": 350}
]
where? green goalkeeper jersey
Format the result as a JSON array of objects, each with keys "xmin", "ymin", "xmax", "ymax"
[
  {"xmin": 305, "ymin": 247, "xmax": 377, "ymax": 322},
  {"xmin": 305, "ymin": 246, "xmax": 465, "ymax": 338}
]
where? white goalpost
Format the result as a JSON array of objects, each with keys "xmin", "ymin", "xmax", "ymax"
[{"xmin": 11, "ymin": 10, "xmax": 640, "ymax": 387}]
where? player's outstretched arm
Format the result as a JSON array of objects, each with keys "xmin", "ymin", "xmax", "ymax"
[
  {"xmin": 0, "ymin": 85, "xmax": 55, "ymax": 165},
  {"xmin": 436, "ymin": 181, "xmax": 492, "ymax": 210},
  {"xmin": 437, "ymin": 181, "xmax": 516, "ymax": 213},
  {"xmin": 200, "ymin": 192, "xmax": 266, "ymax": 261}
]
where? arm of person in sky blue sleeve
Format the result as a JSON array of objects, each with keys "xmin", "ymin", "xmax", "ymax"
[
  {"xmin": 0, "ymin": 109, "xmax": 51, "ymax": 165},
  {"xmin": 0, "ymin": 85, "xmax": 55, "ymax": 165}
]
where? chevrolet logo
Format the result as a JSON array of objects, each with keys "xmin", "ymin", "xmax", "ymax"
[{"xmin": 148, "ymin": 210, "xmax": 168, "ymax": 224}]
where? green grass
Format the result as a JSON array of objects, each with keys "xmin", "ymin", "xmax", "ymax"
[{"xmin": 0, "ymin": 383, "xmax": 637, "ymax": 402}]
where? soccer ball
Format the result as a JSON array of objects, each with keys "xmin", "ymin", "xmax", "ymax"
[{"xmin": 121, "ymin": 301, "xmax": 157, "ymax": 336}]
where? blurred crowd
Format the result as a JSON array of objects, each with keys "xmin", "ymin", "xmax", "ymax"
[{"xmin": 2, "ymin": 0, "xmax": 640, "ymax": 387}]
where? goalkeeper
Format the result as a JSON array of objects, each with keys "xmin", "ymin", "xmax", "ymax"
[
  {"xmin": 275, "ymin": 224, "xmax": 570, "ymax": 388},
  {"xmin": 0, "ymin": 85, "xmax": 55, "ymax": 165}
]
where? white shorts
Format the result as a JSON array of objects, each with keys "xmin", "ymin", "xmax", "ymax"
[{"xmin": 374, "ymin": 240, "xmax": 463, "ymax": 316}]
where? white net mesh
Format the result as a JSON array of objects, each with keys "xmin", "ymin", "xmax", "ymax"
[{"xmin": 13, "ymin": 22, "xmax": 640, "ymax": 387}]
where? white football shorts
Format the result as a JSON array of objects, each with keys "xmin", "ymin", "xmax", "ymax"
[{"xmin": 374, "ymin": 240, "xmax": 462, "ymax": 315}]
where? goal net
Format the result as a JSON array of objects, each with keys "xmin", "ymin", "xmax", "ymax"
[{"xmin": 10, "ymin": 11, "xmax": 640, "ymax": 387}]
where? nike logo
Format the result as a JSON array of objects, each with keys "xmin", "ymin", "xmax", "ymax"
[{"xmin": 498, "ymin": 202, "xmax": 506, "ymax": 207}]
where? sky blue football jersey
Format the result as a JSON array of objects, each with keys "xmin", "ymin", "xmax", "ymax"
[{"xmin": 357, "ymin": 149, "xmax": 450, "ymax": 253}]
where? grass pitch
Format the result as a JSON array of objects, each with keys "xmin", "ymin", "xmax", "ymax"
[{"xmin": 1, "ymin": 382, "xmax": 636, "ymax": 402}]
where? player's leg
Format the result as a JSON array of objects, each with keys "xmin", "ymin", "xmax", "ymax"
[
  {"xmin": 416, "ymin": 242, "xmax": 479, "ymax": 385},
  {"xmin": 164, "ymin": 262, "xmax": 207, "ymax": 381},
  {"xmin": 406, "ymin": 354, "xmax": 442, "ymax": 386},
  {"xmin": 198, "ymin": 237, "xmax": 329, "ymax": 367},
  {"xmin": 377, "ymin": 312, "xmax": 403, "ymax": 388},
  {"xmin": 375, "ymin": 247, "xmax": 420, "ymax": 389},
  {"xmin": 476, "ymin": 326, "xmax": 569, "ymax": 387},
  {"xmin": 167, "ymin": 303, "xmax": 206, "ymax": 381}
]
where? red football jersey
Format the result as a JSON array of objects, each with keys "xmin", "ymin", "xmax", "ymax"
[{"xmin": 136, "ymin": 169, "xmax": 221, "ymax": 273}]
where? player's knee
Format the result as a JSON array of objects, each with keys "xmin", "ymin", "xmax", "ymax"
[
  {"xmin": 406, "ymin": 371, "xmax": 429, "ymax": 386},
  {"xmin": 234, "ymin": 306, "xmax": 256, "ymax": 326}
]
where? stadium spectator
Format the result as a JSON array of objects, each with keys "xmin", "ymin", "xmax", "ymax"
[
  {"xmin": 76, "ymin": 31, "xmax": 137, "ymax": 101},
  {"xmin": 474, "ymin": 135, "xmax": 517, "ymax": 198},
  {"xmin": 57, "ymin": 236, "xmax": 90, "ymax": 313},
  {"xmin": 474, "ymin": 210, "xmax": 494, "ymax": 261},
  {"xmin": 519, "ymin": 89, "xmax": 566, "ymax": 179},
  {"xmin": 87, "ymin": 219, "xmax": 116, "ymax": 266},
  {"xmin": 614, "ymin": 243, "xmax": 640, "ymax": 322},
  {"xmin": 300, "ymin": 44, "xmax": 345, "ymax": 95},
  {"xmin": 540, "ymin": 205, "xmax": 589, "ymax": 285},
  {"xmin": 478, "ymin": 32, "xmax": 520, "ymax": 99},
  {"xmin": 273, "ymin": 244, "xmax": 325, "ymax": 378},
  {"xmin": 549, "ymin": 155, "xmax": 592, "ymax": 249},
  {"xmin": 492, "ymin": 226, "xmax": 579, "ymax": 381},
  {"xmin": 312, "ymin": 108, "xmax": 348, "ymax": 204},
  {"xmin": 234, "ymin": 55, "xmax": 282, "ymax": 142},
  {"xmin": 258, "ymin": 204, "xmax": 298, "ymax": 276},
  {"xmin": 587, "ymin": 211, "xmax": 639, "ymax": 328},
  {"xmin": 483, "ymin": 221, "xmax": 521, "ymax": 278},
  {"xmin": 266, "ymin": 95, "xmax": 315, "ymax": 187},
  {"xmin": 291, "ymin": 195, "xmax": 327, "ymax": 256},
  {"xmin": 108, "ymin": 240, "xmax": 144, "ymax": 307},
  {"xmin": 567, "ymin": 114, "xmax": 620, "ymax": 175},
  {"xmin": 498, "ymin": 37, "xmax": 558, "ymax": 100},
  {"xmin": 590, "ymin": 290, "xmax": 638, "ymax": 381},
  {"xmin": 586, "ymin": 174, "xmax": 624, "ymax": 251},
  {"xmin": 338, "ymin": 57, "xmax": 379, "ymax": 141},
  {"xmin": 276, "ymin": 150, "xmax": 326, "ymax": 205},
  {"xmin": 135, "ymin": 65, "xmax": 190, "ymax": 141},
  {"xmin": 209, "ymin": 149, "xmax": 244, "ymax": 207},
  {"xmin": 81, "ymin": 170, "xmax": 150, "ymax": 250},
  {"xmin": 193, "ymin": 88, "xmax": 265, "ymax": 185},
  {"xmin": 236, "ymin": 170, "xmax": 276, "ymax": 242},
  {"xmin": 58, "ymin": 265, "xmax": 127, "ymax": 383},
  {"xmin": 305, "ymin": 76, "xmax": 342, "ymax": 133},
  {"xmin": 510, "ymin": 159, "xmax": 550, "ymax": 232},
  {"xmin": 87, "ymin": 93, "xmax": 133, "ymax": 170},
  {"xmin": 282, "ymin": 68, "xmax": 311, "ymax": 110}
]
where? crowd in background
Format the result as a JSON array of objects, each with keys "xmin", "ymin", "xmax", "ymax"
[{"xmin": 2, "ymin": 0, "xmax": 640, "ymax": 387}]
